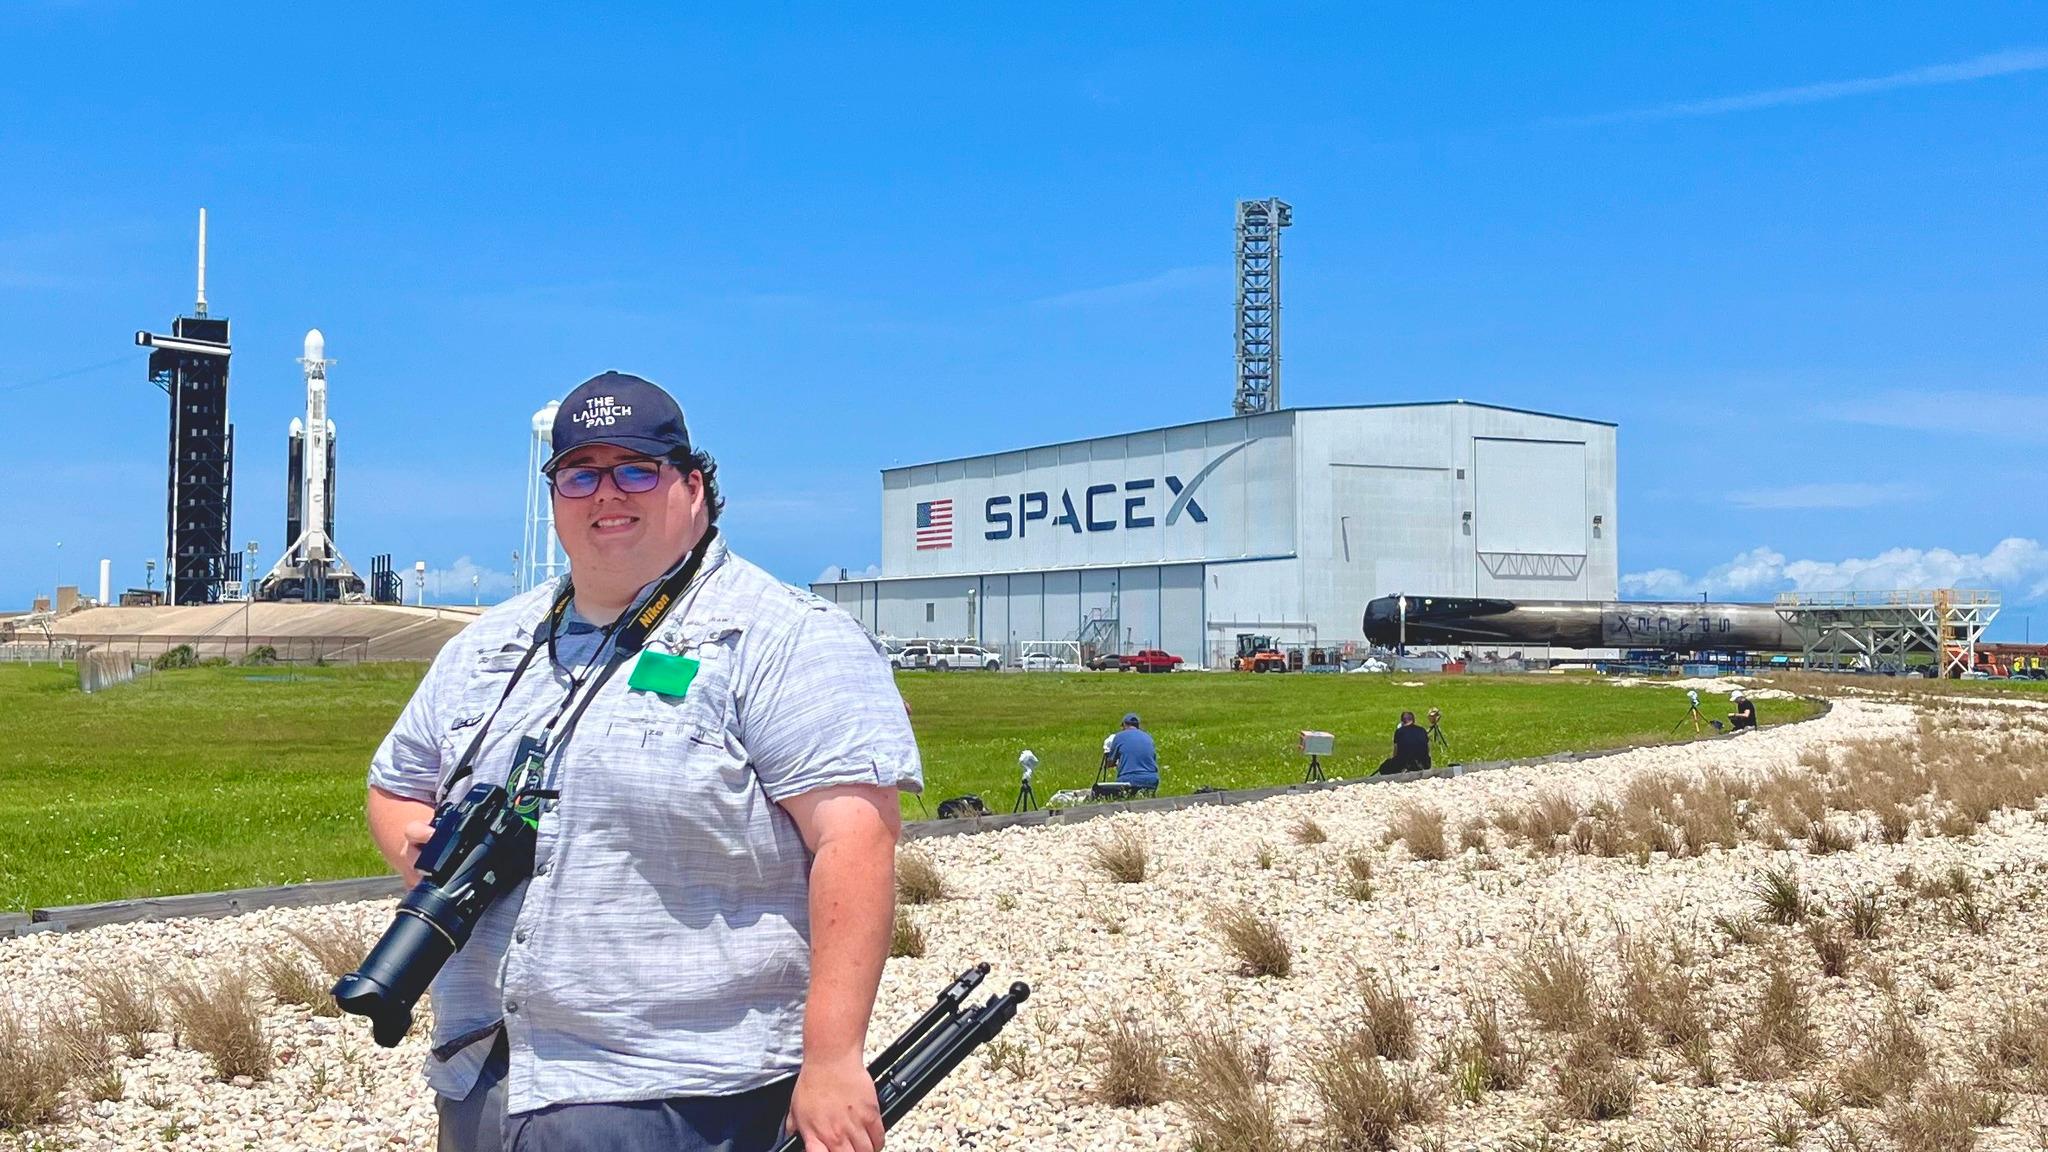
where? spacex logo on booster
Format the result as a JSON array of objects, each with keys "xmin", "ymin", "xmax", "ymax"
[{"xmin": 982, "ymin": 439, "xmax": 1255, "ymax": 540}]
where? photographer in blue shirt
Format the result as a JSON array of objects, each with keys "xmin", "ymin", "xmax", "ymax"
[{"xmin": 1103, "ymin": 713, "xmax": 1160, "ymax": 792}]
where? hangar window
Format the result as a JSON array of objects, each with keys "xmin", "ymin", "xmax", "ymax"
[
  {"xmin": 926, "ymin": 603, "xmax": 935, "ymax": 623},
  {"xmin": 1456, "ymin": 469, "xmax": 1466, "ymax": 479}
]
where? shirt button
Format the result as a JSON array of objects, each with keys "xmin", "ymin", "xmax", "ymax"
[
  {"xmin": 514, "ymin": 928, "xmax": 530, "ymax": 943},
  {"xmin": 534, "ymin": 862, "xmax": 551, "ymax": 877},
  {"xmin": 506, "ymin": 1001, "xmax": 519, "ymax": 1014}
]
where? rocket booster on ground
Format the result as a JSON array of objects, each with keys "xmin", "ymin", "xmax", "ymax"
[{"xmin": 1363, "ymin": 595, "xmax": 1803, "ymax": 652}]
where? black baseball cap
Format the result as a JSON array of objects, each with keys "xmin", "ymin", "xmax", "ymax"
[{"xmin": 544, "ymin": 371, "xmax": 691, "ymax": 472}]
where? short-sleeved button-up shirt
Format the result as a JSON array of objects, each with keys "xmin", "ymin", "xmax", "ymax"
[{"xmin": 367, "ymin": 536, "xmax": 921, "ymax": 1115}]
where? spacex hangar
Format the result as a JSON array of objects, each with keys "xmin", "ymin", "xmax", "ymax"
[
  {"xmin": 811, "ymin": 201, "xmax": 1618, "ymax": 668},
  {"xmin": 812, "ymin": 403, "xmax": 1618, "ymax": 669}
]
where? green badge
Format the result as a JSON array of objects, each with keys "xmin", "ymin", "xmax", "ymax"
[{"xmin": 629, "ymin": 649, "xmax": 700, "ymax": 698}]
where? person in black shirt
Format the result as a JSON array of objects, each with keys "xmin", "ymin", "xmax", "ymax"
[
  {"xmin": 1377, "ymin": 711, "xmax": 1433, "ymax": 774},
  {"xmin": 1728, "ymin": 693, "xmax": 1758, "ymax": 731}
]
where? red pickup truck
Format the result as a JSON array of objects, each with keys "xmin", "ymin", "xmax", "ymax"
[{"xmin": 1111, "ymin": 649, "xmax": 1183, "ymax": 673}]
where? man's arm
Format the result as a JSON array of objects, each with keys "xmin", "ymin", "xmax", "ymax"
[
  {"xmin": 779, "ymin": 782, "xmax": 903, "ymax": 1152},
  {"xmin": 368, "ymin": 786, "xmax": 438, "ymax": 888}
]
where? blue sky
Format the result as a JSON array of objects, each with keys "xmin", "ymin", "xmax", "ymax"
[{"xmin": 2, "ymin": 4, "xmax": 2043, "ymax": 637}]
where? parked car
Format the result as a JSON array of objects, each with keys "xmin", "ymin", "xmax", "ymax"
[
  {"xmin": 1020, "ymin": 652, "xmax": 1073, "ymax": 670},
  {"xmin": 1121, "ymin": 649, "xmax": 1184, "ymax": 673},
  {"xmin": 936, "ymin": 644, "xmax": 1002, "ymax": 671},
  {"xmin": 896, "ymin": 643, "xmax": 1001, "ymax": 671}
]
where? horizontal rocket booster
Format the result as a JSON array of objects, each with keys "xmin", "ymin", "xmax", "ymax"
[{"xmin": 1363, "ymin": 595, "xmax": 1801, "ymax": 652}]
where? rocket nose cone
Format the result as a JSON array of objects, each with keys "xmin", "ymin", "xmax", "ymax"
[{"xmin": 305, "ymin": 329, "xmax": 325, "ymax": 361}]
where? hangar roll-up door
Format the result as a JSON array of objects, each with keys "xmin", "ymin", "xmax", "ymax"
[{"xmin": 1473, "ymin": 438, "xmax": 1588, "ymax": 594}]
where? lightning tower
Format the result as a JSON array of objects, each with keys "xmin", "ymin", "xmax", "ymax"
[
  {"xmin": 521, "ymin": 401, "xmax": 566, "ymax": 591},
  {"xmin": 136, "ymin": 209, "xmax": 236, "ymax": 604},
  {"xmin": 1231, "ymin": 198, "xmax": 1292, "ymax": 416}
]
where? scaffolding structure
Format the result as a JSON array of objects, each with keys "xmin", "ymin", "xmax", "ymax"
[
  {"xmin": 1774, "ymin": 588, "xmax": 2000, "ymax": 677},
  {"xmin": 1232, "ymin": 198, "xmax": 1292, "ymax": 416}
]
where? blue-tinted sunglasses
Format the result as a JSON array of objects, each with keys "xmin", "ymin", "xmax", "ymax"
[{"xmin": 548, "ymin": 459, "xmax": 668, "ymax": 499}]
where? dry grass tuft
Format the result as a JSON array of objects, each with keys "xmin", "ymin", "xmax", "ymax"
[
  {"xmin": 1311, "ymin": 1025, "xmax": 1436, "ymax": 1151},
  {"xmin": 1291, "ymin": 815, "xmax": 1330, "ymax": 846},
  {"xmin": 1177, "ymin": 1022, "xmax": 1289, "ymax": 1152},
  {"xmin": 889, "ymin": 909, "xmax": 926, "ymax": 958},
  {"xmin": 1836, "ymin": 1002, "xmax": 1928, "ymax": 1107},
  {"xmin": 1751, "ymin": 865, "xmax": 1812, "ymax": 925},
  {"xmin": 1557, "ymin": 1034, "xmax": 1637, "ymax": 1121},
  {"xmin": 1806, "ymin": 818, "xmax": 1858, "ymax": 855},
  {"xmin": 1735, "ymin": 958, "xmax": 1818, "ymax": 1079},
  {"xmin": 1356, "ymin": 970, "xmax": 1416, "ymax": 1062},
  {"xmin": 81, "ymin": 969, "xmax": 161, "ymax": 1059},
  {"xmin": 1619, "ymin": 937, "xmax": 1707, "ymax": 1049},
  {"xmin": 1457, "ymin": 819, "xmax": 1489, "ymax": 854},
  {"xmin": 1387, "ymin": 805, "xmax": 1447, "ymax": 861},
  {"xmin": 167, "ymin": 970, "xmax": 273, "ymax": 1082},
  {"xmin": 46, "ymin": 1010, "xmax": 121, "ymax": 1103},
  {"xmin": 1979, "ymin": 1000, "xmax": 2048, "ymax": 1092},
  {"xmin": 1806, "ymin": 923, "xmax": 1855, "ymax": 979},
  {"xmin": 1441, "ymin": 990, "xmax": 1526, "ymax": 1103},
  {"xmin": 1089, "ymin": 826, "xmax": 1150, "ymax": 884},
  {"xmin": 1511, "ymin": 937, "xmax": 1593, "ymax": 1033},
  {"xmin": 1254, "ymin": 842, "xmax": 1277, "ymax": 870},
  {"xmin": 1875, "ymin": 803, "xmax": 1912, "ymax": 844},
  {"xmin": 286, "ymin": 920, "xmax": 375, "ymax": 980},
  {"xmin": 1092, "ymin": 1012, "xmax": 1170, "ymax": 1108},
  {"xmin": 1343, "ymin": 850, "xmax": 1375, "ymax": 902},
  {"xmin": 1842, "ymin": 892, "xmax": 1884, "ymax": 941},
  {"xmin": 895, "ymin": 850, "xmax": 948, "ymax": 904},
  {"xmin": 1946, "ymin": 893, "xmax": 1992, "ymax": 936},
  {"xmin": 1884, "ymin": 1075, "xmax": 2005, "ymax": 1151},
  {"xmin": 1215, "ymin": 905, "xmax": 1293, "ymax": 978},
  {"xmin": 259, "ymin": 952, "xmax": 339, "ymax": 1016},
  {"xmin": 0, "ymin": 1007, "xmax": 70, "ymax": 1131}
]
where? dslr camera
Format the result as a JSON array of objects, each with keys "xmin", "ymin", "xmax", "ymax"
[{"xmin": 332, "ymin": 782, "xmax": 538, "ymax": 1047}]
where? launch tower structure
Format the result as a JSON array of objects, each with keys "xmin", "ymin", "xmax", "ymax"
[
  {"xmin": 1232, "ymin": 198, "xmax": 1292, "ymax": 417},
  {"xmin": 136, "ymin": 209, "xmax": 236, "ymax": 604},
  {"xmin": 256, "ymin": 330, "xmax": 364, "ymax": 601}
]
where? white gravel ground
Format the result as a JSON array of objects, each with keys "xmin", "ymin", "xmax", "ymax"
[{"xmin": 6, "ymin": 690, "xmax": 2045, "ymax": 1151}]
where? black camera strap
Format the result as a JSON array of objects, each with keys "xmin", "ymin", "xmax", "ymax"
[{"xmin": 438, "ymin": 527, "xmax": 717, "ymax": 800}]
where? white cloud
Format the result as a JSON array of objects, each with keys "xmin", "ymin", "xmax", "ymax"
[
  {"xmin": 1562, "ymin": 46, "xmax": 2048, "ymax": 125},
  {"xmin": 420, "ymin": 555, "xmax": 520, "ymax": 604},
  {"xmin": 815, "ymin": 563, "xmax": 881, "ymax": 584},
  {"xmin": 1623, "ymin": 537, "xmax": 2048, "ymax": 602},
  {"xmin": 1725, "ymin": 482, "xmax": 1921, "ymax": 510}
]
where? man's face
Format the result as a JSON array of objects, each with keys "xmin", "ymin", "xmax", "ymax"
[{"xmin": 551, "ymin": 443, "xmax": 707, "ymax": 577}]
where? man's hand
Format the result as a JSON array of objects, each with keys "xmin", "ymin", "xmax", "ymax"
[
  {"xmin": 395, "ymin": 820, "xmax": 435, "ymax": 887},
  {"xmin": 786, "ymin": 1052, "xmax": 884, "ymax": 1152}
]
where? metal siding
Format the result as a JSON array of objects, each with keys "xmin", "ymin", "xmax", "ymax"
[{"xmin": 1159, "ymin": 564, "xmax": 1204, "ymax": 665}]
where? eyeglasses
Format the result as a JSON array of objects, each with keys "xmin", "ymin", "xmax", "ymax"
[{"xmin": 548, "ymin": 459, "xmax": 668, "ymax": 499}]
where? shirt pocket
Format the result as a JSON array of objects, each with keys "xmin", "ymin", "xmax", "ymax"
[{"xmin": 611, "ymin": 621, "xmax": 743, "ymax": 747}]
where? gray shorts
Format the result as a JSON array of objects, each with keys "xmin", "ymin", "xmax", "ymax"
[{"xmin": 438, "ymin": 1036, "xmax": 797, "ymax": 1152}]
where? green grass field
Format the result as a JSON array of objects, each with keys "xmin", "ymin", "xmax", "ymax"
[{"xmin": 0, "ymin": 663, "xmax": 1818, "ymax": 910}]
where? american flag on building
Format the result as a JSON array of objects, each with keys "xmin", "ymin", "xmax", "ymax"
[{"xmin": 915, "ymin": 499, "xmax": 954, "ymax": 550}]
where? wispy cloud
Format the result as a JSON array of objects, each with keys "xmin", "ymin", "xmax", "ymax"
[
  {"xmin": 1028, "ymin": 265, "xmax": 1227, "ymax": 310},
  {"xmin": 1560, "ymin": 47, "xmax": 2048, "ymax": 126},
  {"xmin": 815, "ymin": 563, "xmax": 881, "ymax": 583},
  {"xmin": 1622, "ymin": 537, "xmax": 2048, "ymax": 601},
  {"xmin": 1829, "ymin": 388, "xmax": 2048, "ymax": 444},
  {"xmin": 1725, "ymin": 481, "xmax": 1922, "ymax": 510}
]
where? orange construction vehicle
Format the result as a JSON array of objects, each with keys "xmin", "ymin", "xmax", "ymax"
[{"xmin": 1234, "ymin": 633, "xmax": 1288, "ymax": 673}]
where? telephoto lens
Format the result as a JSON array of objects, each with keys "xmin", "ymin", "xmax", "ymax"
[{"xmin": 333, "ymin": 783, "xmax": 538, "ymax": 1047}]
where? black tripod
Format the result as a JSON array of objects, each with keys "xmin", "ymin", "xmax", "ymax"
[
  {"xmin": 1428, "ymin": 721, "xmax": 1449, "ymax": 753},
  {"xmin": 772, "ymin": 964, "xmax": 1031, "ymax": 1152},
  {"xmin": 1013, "ymin": 773, "xmax": 1038, "ymax": 813},
  {"xmin": 1303, "ymin": 753, "xmax": 1326, "ymax": 783}
]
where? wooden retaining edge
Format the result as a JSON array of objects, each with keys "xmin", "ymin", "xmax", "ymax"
[{"xmin": 4, "ymin": 695, "xmax": 1831, "ymax": 938}]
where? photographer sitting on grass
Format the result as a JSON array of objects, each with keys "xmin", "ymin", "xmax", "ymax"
[
  {"xmin": 1728, "ymin": 692, "xmax": 1759, "ymax": 732},
  {"xmin": 1376, "ymin": 711, "xmax": 1432, "ymax": 775}
]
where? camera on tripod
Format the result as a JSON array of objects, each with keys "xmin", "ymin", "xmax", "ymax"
[{"xmin": 332, "ymin": 781, "xmax": 538, "ymax": 1047}]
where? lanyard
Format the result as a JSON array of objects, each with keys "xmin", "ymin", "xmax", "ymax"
[{"xmin": 438, "ymin": 527, "xmax": 717, "ymax": 799}]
